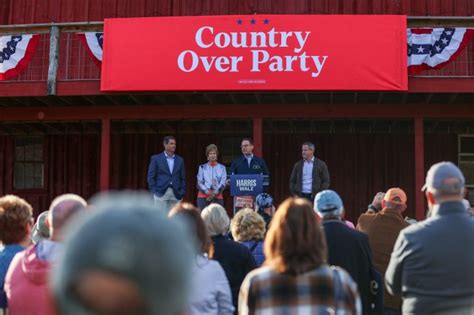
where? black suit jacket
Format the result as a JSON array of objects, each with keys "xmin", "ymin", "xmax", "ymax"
[
  {"xmin": 289, "ymin": 157, "xmax": 330, "ymax": 198},
  {"xmin": 211, "ymin": 235, "xmax": 257, "ymax": 313},
  {"xmin": 323, "ymin": 220, "xmax": 374, "ymax": 315}
]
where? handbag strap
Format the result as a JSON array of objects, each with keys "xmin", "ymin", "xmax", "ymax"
[
  {"xmin": 331, "ymin": 266, "xmax": 344, "ymax": 312},
  {"xmin": 249, "ymin": 241, "xmax": 259, "ymax": 253}
]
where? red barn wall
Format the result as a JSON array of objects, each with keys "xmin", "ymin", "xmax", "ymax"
[{"xmin": 1, "ymin": 0, "xmax": 472, "ymax": 24}]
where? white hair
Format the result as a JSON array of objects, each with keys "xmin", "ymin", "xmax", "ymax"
[{"xmin": 201, "ymin": 203, "xmax": 230, "ymax": 236}]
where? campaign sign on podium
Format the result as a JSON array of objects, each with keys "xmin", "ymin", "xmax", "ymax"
[
  {"xmin": 230, "ymin": 174, "xmax": 263, "ymax": 214},
  {"xmin": 230, "ymin": 174, "xmax": 263, "ymax": 196}
]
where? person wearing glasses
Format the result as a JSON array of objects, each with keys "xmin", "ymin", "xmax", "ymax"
[{"xmin": 230, "ymin": 138, "xmax": 269, "ymax": 180}]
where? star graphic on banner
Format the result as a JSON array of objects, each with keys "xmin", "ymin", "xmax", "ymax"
[
  {"xmin": 236, "ymin": 19, "xmax": 243, "ymax": 25},
  {"xmin": 441, "ymin": 38, "xmax": 448, "ymax": 44},
  {"xmin": 417, "ymin": 46, "xmax": 425, "ymax": 53},
  {"xmin": 435, "ymin": 45, "xmax": 441, "ymax": 52},
  {"xmin": 445, "ymin": 31, "xmax": 453, "ymax": 36},
  {"xmin": 250, "ymin": 19, "xmax": 256, "ymax": 25},
  {"xmin": 263, "ymin": 18, "xmax": 270, "ymax": 24}
]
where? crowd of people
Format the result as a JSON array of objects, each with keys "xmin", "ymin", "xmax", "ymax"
[{"xmin": 0, "ymin": 136, "xmax": 473, "ymax": 315}]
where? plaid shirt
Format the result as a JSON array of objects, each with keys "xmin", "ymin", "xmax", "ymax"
[{"xmin": 239, "ymin": 264, "xmax": 361, "ymax": 315}]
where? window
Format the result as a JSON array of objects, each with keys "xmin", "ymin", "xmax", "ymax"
[
  {"xmin": 458, "ymin": 135, "xmax": 474, "ymax": 205},
  {"xmin": 14, "ymin": 137, "xmax": 44, "ymax": 189}
]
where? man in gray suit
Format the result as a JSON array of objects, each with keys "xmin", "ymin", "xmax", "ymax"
[
  {"xmin": 385, "ymin": 162, "xmax": 474, "ymax": 315},
  {"xmin": 289, "ymin": 142, "xmax": 330, "ymax": 202}
]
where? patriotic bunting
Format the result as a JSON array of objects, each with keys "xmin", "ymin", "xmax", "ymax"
[
  {"xmin": 0, "ymin": 34, "xmax": 40, "ymax": 80},
  {"xmin": 78, "ymin": 32, "xmax": 103, "ymax": 66},
  {"xmin": 407, "ymin": 28, "xmax": 474, "ymax": 75}
]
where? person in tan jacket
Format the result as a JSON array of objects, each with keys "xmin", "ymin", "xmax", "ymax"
[{"xmin": 357, "ymin": 188, "xmax": 409, "ymax": 315}]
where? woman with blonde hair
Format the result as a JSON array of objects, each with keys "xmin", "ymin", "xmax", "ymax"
[
  {"xmin": 239, "ymin": 198, "xmax": 361, "ymax": 315},
  {"xmin": 169, "ymin": 203, "xmax": 234, "ymax": 315},
  {"xmin": 196, "ymin": 144, "xmax": 227, "ymax": 210},
  {"xmin": 230, "ymin": 208, "xmax": 266, "ymax": 267}
]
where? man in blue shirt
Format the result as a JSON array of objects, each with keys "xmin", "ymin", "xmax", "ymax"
[
  {"xmin": 147, "ymin": 136, "xmax": 186, "ymax": 213},
  {"xmin": 290, "ymin": 142, "xmax": 330, "ymax": 203}
]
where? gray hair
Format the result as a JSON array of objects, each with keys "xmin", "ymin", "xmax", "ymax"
[
  {"xmin": 49, "ymin": 194, "xmax": 87, "ymax": 236},
  {"xmin": 302, "ymin": 142, "xmax": 315, "ymax": 151},
  {"xmin": 201, "ymin": 203, "xmax": 230, "ymax": 236},
  {"xmin": 318, "ymin": 207, "xmax": 344, "ymax": 220}
]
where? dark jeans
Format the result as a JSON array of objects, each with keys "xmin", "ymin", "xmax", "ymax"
[
  {"xmin": 383, "ymin": 308, "xmax": 401, "ymax": 315},
  {"xmin": 197, "ymin": 197, "xmax": 224, "ymax": 210},
  {"xmin": 300, "ymin": 193, "xmax": 314, "ymax": 203}
]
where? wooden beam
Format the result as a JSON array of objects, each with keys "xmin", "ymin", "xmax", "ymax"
[
  {"xmin": 414, "ymin": 118, "xmax": 426, "ymax": 221},
  {"xmin": 1, "ymin": 77, "xmax": 472, "ymax": 98},
  {"xmin": 47, "ymin": 26, "xmax": 60, "ymax": 96},
  {"xmin": 100, "ymin": 118, "xmax": 110, "ymax": 191},
  {"xmin": 3, "ymin": 103, "xmax": 474, "ymax": 121},
  {"xmin": 0, "ymin": 22, "xmax": 104, "ymax": 35},
  {"xmin": 407, "ymin": 16, "xmax": 474, "ymax": 27},
  {"xmin": 0, "ymin": 82, "xmax": 46, "ymax": 97}
]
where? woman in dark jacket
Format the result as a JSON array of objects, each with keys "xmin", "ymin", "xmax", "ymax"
[
  {"xmin": 201, "ymin": 204, "xmax": 256, "ymax": 313},
  {"xmin": 230, "ymin": 208, "xmax": 266, "ymax": 267}
]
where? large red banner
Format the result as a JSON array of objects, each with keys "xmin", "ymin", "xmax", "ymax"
[{"xmin": 101, "ymin": 15, "xmax": 407, "ymax": 91}]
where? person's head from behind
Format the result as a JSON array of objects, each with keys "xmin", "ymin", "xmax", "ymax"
[
  {"xmin": 265, "ymin": 198, "xmax": 327, "ymax": 275},
  {"xmin": 51, "ymin": 192, "xmax": 194, "ymax": 315},
  {"xmin": 230, "ymin": 208, "xmax": 265, "ymax": 242},
  {"xmin": 170, "ymin": 202, "xmax": 213, "ymax": 257},
  {"xmin": 314, "ymin": 190, "xmax": 344, "ymax": 221},
  {"xmin": 47, "ymin": 194, "xmax": 87, "ymax": 241},
  {"xmin": 422, "ymin": 161, "xmax": 465, "ymax": 209},
  {"xmin": 0, "ymin": 195, "xmax": 33, "ymax": 246},
  {"xmin": 255, "ymin": 193, "xmax": 274, "ymax": 213},
  {"xmin": 382, "ymin": 188, "xmax": 407, "ymax": 213},
  {"xmin": 31, "ymin": 210, "xmax": 50, "ymax": 244},
  {"xmin": 200, "ymin": 203, "xmax": 229, "ymax": 237},
  {"xmin": 163, "ymin": 136, "xmax": 176, "ymax": 155}
]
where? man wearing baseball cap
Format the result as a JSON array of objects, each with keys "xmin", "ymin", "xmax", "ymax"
[
  {"xmin": 385, "ymin": 162, "xmax": 474, "ymax": 315},
  {"xmin": 314, "ymin": 190, "xmax": 375, "ymax": 315},
  {"xmin": 357, "ymin": 188, "xmax": 410, "ymax": 314}
]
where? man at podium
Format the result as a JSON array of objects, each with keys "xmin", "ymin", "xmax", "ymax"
[
  {"xmin": 230, "ymin": 138, "xmax": 270, "ymax": 213},
  {"xmin": 230, "ymin": 138, "xmax": 269, "ymax": 181}
]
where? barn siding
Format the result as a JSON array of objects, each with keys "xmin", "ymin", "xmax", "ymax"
[{"xmin": 2, "ymin": 0, "xmax": 472, "ymax": 24}]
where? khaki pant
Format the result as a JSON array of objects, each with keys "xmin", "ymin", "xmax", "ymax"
[{"xmin": 154, "ymin": 187, "xmax": 181, "ymax": 213}]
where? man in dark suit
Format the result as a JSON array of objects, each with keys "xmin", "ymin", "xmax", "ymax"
[
  {"xmin": 315, "ymin": 190, "xmax": 375, "ymax": 315},
  {"xmin": 147, "ymin": 136, "xmax": 185, "ymax": 212},
  {"xmin": 289, "ymin": 142, "xmax": 330, "ymax": 202},
  {"xmin": 230, "ymin": 138, "xmax": 269, "ymax": 179}
]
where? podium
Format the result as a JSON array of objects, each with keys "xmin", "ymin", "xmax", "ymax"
[{"xmin": 229, "ymin": 174, "xmax": 269, "ymax": 214}]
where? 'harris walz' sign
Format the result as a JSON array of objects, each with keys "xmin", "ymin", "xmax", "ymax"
[
  {"xmin": 230, "ymin": 174, "xmax": 263, "ymax": 196},
  {"xmin": 101, "ymin": 15, "xmax": 407, "ymax": 91}
]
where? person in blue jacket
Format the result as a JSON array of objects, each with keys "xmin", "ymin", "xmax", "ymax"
[
  {"xmin": 230, "ymin": 138, "xmax": 269, "ymax": 181},
  {"xmin": 147, "ymin": 136, "xmax": 186, "ymax": 212}
]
